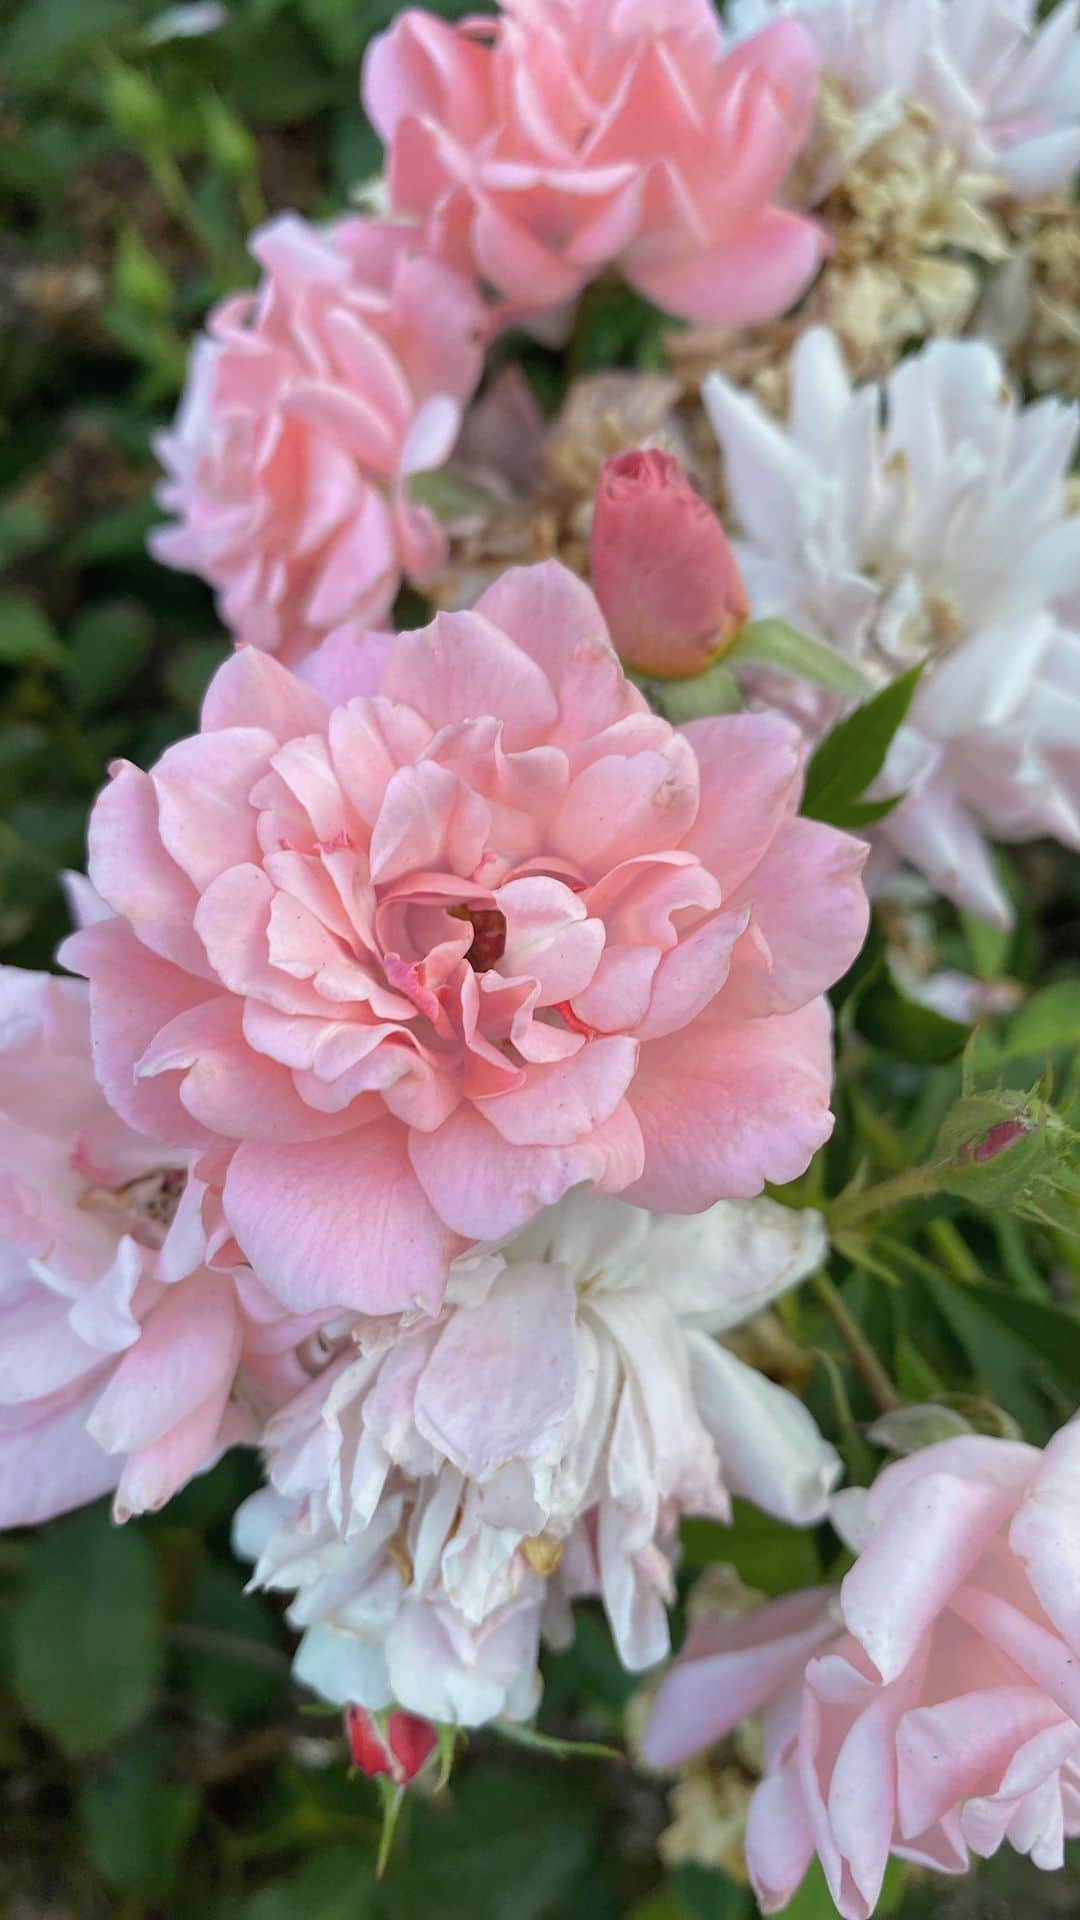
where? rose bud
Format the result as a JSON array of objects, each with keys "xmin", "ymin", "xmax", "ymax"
[
  {"xmin": 590, "ymin": 449, "xmax": 749, "ymax": 679},
  {"xmin": 345, "ymin": 1704, "xmax": 437, "ymax": 1786}
]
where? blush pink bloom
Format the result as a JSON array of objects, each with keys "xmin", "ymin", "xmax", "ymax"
[
  {"xmin": 591, "ymin": 450, "xmax": 750, "ymax": 678},
  {"xmin": 645, "ymin": 1425, "xmax": 1080, "ymax": 1917},
  {"xmin": 0, "ymin": 966, "xmax": 325, "ymax": 1528},
  {"xmin": 63, "ymin": 560, "xmax": 869, "ymax": 1322},
  {"xmin": 151, "ymin": 214, "xmax": 485, "ymax": 664},
  {"xmin": 362, "ymin": 0, "xmax": 826, "ymax": 327}
]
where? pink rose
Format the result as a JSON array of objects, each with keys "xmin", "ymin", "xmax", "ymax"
[
  {"xmin": 151, "ymin": 214, "xmax": 485, "ymax": 663},
  {"xmin": 363, "ymin": 0, "xmax": 826, "ymax": 327},
  {"xmin": 591, "ymin": 450, "xmax": 750, "ymax": 678},
  {"xmin": 645, "ymin": 1426, "xmax": 1080, "ymax": 1916},
  {"xmin": 0, "ymin": 966, "xmax": 326, "ymax": 1526},
  {"xmin": 63, "ymin": 559, "xmax": 868, "ymax": 1321}
]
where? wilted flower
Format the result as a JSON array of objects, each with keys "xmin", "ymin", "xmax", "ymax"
[
  {"xmin": 977, "ymin": 194, "xmax": 1080, "ymax": 401},
  {"xmin": 236, "ymin": 1191, "xmax": 839, "ymax": 1728},
  {"xmin": 646, "ymin": 1423, "xmax": 1080, "ymax": 1916},
  {"xmin": 63, "ymin": 559, "xmax": 868, "ymax": 1321},
  {"xmin": 590, "ymin": 451, "xmax": 749, "ymax": 678},
  {"xmin": 363, "ymin": 0, "xmax": 826, "ymax": 327},
  {"xmin": 151, "ymin": 214, "xmax": 485, "ymax": 662},
  {"xmin": 733, "ymin": 0, "xmax": 1080, "ymax": 198},
  {"xmin": 706, "ymin": 328, "xmax": 1080, "ymax": 924},
  {"xmin": 0, "ymin": 967, "xmax": 319, "ymax": 1526},
  {"xmin": 434, "ymin": 369, "xmax": 715, "ymax": 611}
]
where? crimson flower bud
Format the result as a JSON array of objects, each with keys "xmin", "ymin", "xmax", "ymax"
[
  {"xmin": 345, "ymin": 1704, "xmax": 437, "ymax": 1785},
  {"xmin": 966, "ymin": 1119, "xmax": 1029, "ymax": 1164},
  {"xmin": 590, "ymin": 449, "xmax": 749, "ymax": 679}
]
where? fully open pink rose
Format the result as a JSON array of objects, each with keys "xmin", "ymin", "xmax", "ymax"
[
  {"xmin": 591, "ymin": 450, "xmax": 750, "ymax": 678},
  {"xmin": 645, "ymin": 1426, "xmax": 1080, "ymax": 1917},
  {"xmin": 363, "ymin": 0, "xmax": 826, "ymax": 327},
  {"xmin": 0, "ymin": 967, "xmax": 324, "ymax": 1528},
  {"xmin": 64, "ymin": 560, "xmax": 868, "ymax": 1321},
  {"xmin": 151, "ymin": 214, "xmax": 485, "ymax": 663}
]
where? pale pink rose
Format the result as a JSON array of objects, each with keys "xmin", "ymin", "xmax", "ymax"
[
  {"xmin": 151, "ymin": 214, "xmax": 485, "ymax": 663},
  {"xmin": 63, "ymin": 560, "xmax": 869, "ymax": 1322},
  {"xmin": 591, "ymin": 450, "xmax": 750, "ymax": 678},
  {"xmin": 645, "ymin": 1425, "xmax": 1080, "ymax": 1917},
  {"xmin": 363, "ymin": 0, "xmax": 826, "ymax": 327},
  {"xmin": 235, "ymin": 1189, "xmax": 838, "ymax": 1728},
  {"xmin": 0, "ymin": 966, "xmax": 325, "ymax": 1526}
]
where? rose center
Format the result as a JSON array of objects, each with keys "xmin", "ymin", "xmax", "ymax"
[
  {"xmin": 79, "ymin": 1167, "xmax": 187, "ymax": 1249},
  {"xmin": 449, "ymin": 905, "xmax": 508, "ymax": 972}
]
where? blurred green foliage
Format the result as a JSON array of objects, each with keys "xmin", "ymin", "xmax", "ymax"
[{"xmin": 1, "ymin": 1, "xmax": 1079, "ymax": 1915}]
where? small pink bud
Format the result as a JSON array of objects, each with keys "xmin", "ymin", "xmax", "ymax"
[
  {"xmin": 590, "ymin": 449, "xmax": 749, "ymax": 680},
  {"xmin": 970, "ymin": 1119, "xmax": 1028, "ymax": 1164},
  {"xmin": 345, "ymin": 1704, "xmax": 437, "ymax": 1785}
]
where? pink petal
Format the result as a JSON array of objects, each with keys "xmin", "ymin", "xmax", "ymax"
[
  {"xmin": 415, "ymin": 1262, "xmax": 578, "ymax": 1479},
  {"xmin": 679, "ymin": 712, "xmax": 804, "ymax": 895},
  {"xmin": 201, "ymin": 646, "xmax": 329, "ymax": 738},
  {"xmin": 381, "ymin": 608, "xmax": 558, "ymax": 751},
  {"xmin": 476, "ymin": 1035, "xmax": 639, "ymax": 1146},
  {"xmin": 152, "ymin": 727, "xmax": 274, "ymax": 890},
  {"xmin": 87, "ymin": 1272, "xmax": 240, "ymax": 1454},
  {"xmin": 626, "ymin": 998, "xmax": 834, "ymax": 1210},
  {"xmin": 87, "ymin": 762, "xmax": 210, "ymax": 978},
  {"xmin": 408, "ymin": 1100, "xmax": 643, "ymax": 1240},
  {"xmin": 841, "ymin": 1471, "xmax": 1028, "ymax": 1684},
  {"xmin": 224, "ymin": 1120, "xmax": 461, "ymax": 1314}
]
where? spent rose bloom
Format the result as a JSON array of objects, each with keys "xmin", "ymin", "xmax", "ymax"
[
  {"xmin": 235, "ymin": 1191, "xmax": 840, "ymax": 1729},
  {"xmin": 151, "ymin": 214, "xmax": 485, "ymax": 663},
  {"xmin": 591, "ymin": 451, "xmax": 750, "ymax": 679},
  {"xmin": 0, "ymin": 966, "xmax": 323, "ymax": 1527},
  {"xmin": 63, "ymin": 560, "xmax": 869, "ymax": 1321},
  {"xmin": 706, "ymin": 328, "xmax": 1080, "ymax": 925},
  {"xmin": 732, "ymin": 0, "xmax": 1080, "ymax": 199},
  {"xmin": 646, "ymin": 1424, "xmax": 1080, "ymax": 1916},
  {"xmin": 363, "ymin": 0, "xmax": 827, "ymax": 327}
]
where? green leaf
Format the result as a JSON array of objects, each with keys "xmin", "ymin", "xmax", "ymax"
[
  {"xmin": 726, "ymin": 619, "xmax": 872, "ymax": 698},
  {"xmin": 855, "ymin": 972, "xmax": 970, "ymax": 1064},
  {"xmin": 102, "ymin": 59, "xmax": 170, "ymax": 150},
  {"xmin": 1003, "ymin": 982, "xmax": 1080, "ymax": 1059},
  {"xmin": 655, "ymin": 658, "xmax": 743, "ymax": 722},
  {"xmin": 0, "ymin": 593, "xmax": 68, "ymax": 671},
  {"xmin": 801, "ymin": 664, "xmax": 923, "ymax": 829},
  {"xmin": 681, "ymin": 1500, "xmax": 821, "ymax": 1596},
  {"xmin": 922, "ymin": 1277, "xmax": 1069, "ymax": 1439},
  {"xmin": 78, "ymin": 1727, "xmax": 201, "ymax": 1901},
  {"xmin": 244, "ymin": 1847, "xmax": 375, "ymax": 1920},
  {"xmin": 12, "ymin": 1506, "xmax": 161, "ymax": 1756},
  {"xmin": 67, "ymin": 600, "xmax": 153, "ymax": 711},
  {"xmin": 171, "ymin": 1561, "xmax": 287, "ymax": 1727},
  {"xmin": 113, "ymin": 226, "xmax": 173, "ymax": 318},
  {"xmin": 386, "ymin": 1764, "xmax": 600, "ymax": 1920}
]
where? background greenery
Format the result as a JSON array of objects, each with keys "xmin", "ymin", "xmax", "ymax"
[{"xmin": 2, "ymin": 1, "xmax": 1079, "ymax": 1914}]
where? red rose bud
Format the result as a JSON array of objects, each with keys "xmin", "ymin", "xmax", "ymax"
[
  {"xmin": 590, "ymin": 449, "xmax": 749, "ymax": 679},
  {"xmin": 345, "ymin": 1704, "xmax": 437, "ymax": 1785},
  {"xmin": 965, "ymin": 1119, "xmax": 1029, "ymax": 1164}
]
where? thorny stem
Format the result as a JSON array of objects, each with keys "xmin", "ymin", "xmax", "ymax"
[{"xmin": 812, "ymin": 1271, "xmax": 901, "ymax": 1415}]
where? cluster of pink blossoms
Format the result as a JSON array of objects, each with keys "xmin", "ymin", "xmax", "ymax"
[
  {"xmin": 5, "ymin": 0, "xmax": 1080, "ymax": 1908},
  {"xmin": 1, "ymin": 559, "xmax": 867, "ymax": 1729}
]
